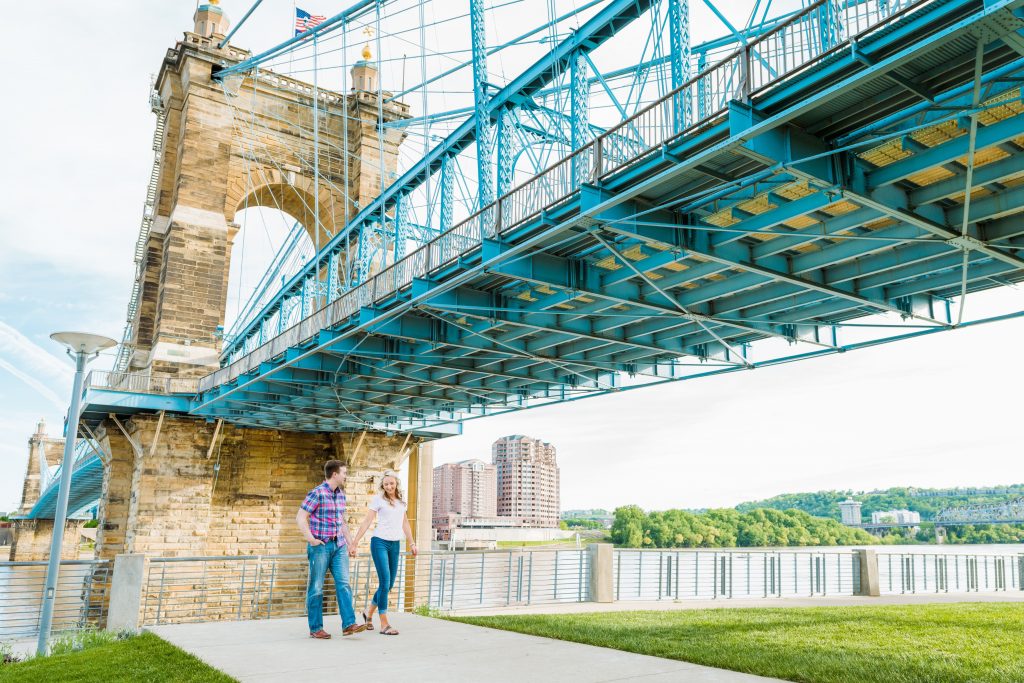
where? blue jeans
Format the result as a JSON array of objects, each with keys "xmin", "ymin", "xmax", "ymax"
[
  {"xmin": 306, "ymin": 540, "xmax": 355, "ymax": 632},
  {"xmin": 370, "ymin": 537, "xmax": 401, "ymax": 614}
]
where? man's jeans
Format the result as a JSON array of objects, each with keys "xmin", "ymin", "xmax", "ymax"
[
  {"xmin": 370, "ymin": 537, "xmax": 401, "ymax": 614},
  {"xmin": 306, "ymin": 540, "xmax": 356, "ymax": 632}
]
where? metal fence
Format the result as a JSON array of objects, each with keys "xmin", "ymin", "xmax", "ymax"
[
  {"xmin": 140, "ymin": 548, "xmax": 590, "ymax": 626},
  {"xmin": 7, "ymin": 547, "xmax": 1021, "ymax": 637},
  {"xmin": 0, "ymin": 560, "xmax": 111, "ymax": 639},
  {"xmin": 85, "ymin": 370, "xmax": 200, "ymax": 396},
  {"xmin": 878, "ymin": 552, "xmax": 1022, "ymax": 595},
  {"xmin": 613, "ymin": 549, "xmax": 861, "ymax": 600}
]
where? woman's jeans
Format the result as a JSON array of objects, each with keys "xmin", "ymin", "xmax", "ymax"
[
  {"xmin": 306, "ymin": 540, "xmax": 355, "ymax": 632},
  {"xmin": 370, "ymin": 537, "xmax": 401, "ymax": 614}
]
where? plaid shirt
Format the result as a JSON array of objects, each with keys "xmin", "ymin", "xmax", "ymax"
[{"xmin": 300, "ymin": 481, "xmax": 347, "ymax": 545}]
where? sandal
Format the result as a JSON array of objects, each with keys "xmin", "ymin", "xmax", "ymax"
[
  {"xmin": 380, "ymin": 625, "xmax": 399, "ymax": 636},
  {"xmin": 362, "ymin": 611, "xmax": 374, "ymax": 630}
]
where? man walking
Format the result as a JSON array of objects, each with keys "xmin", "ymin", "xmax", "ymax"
[{"xmin": 297, "ymin": 459, "xmax": 367, "ymax": 639}]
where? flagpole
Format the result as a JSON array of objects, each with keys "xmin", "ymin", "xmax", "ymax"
[
  {"xmin": 312, "ymin": 29, "xmax": 321, "ymax": 308},
  {"xmin": 289, "ymin": 1, "xmax": 297, "ymax": 74}
]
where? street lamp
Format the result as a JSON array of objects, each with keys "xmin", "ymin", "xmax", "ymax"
[{"xmin": 37, "ymin": 332, "xmax": 116, "ymax": 656}]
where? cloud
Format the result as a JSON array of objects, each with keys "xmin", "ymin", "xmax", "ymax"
[
  {"xmin": 0, "ymin": 358, "xmax": 66, "ymax": 410},
  {"xmin": 0, "ymin": 320, "xmax": 72, "ymax": 395}
]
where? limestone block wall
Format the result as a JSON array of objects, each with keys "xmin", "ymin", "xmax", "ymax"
[
  {"xmin": 9, "ymin": 519, "xmax": 86, "ymax": 562},
  {"xmin": 93, "ymin": 422, "xmax": 137, "ymax": 559},
  {"xmin": 94, "ymin": 414, "xmax": 424, "ymax": 562}
]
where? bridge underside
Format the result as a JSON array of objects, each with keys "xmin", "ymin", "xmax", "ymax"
[{"xmin": 192, "ymin": 0, "xmax": 1024, "ymax": 434}]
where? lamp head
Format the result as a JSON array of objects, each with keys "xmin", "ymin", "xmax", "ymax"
[{"xmin": 50, "ymin": 332, "xmax": 117, "ymax": 356}]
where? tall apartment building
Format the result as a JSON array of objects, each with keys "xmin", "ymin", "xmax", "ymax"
[
  {"xmin": 432, "ymin": 459, "xmax": 497, "ymax": 523},
  {"xmin": 492, "ymin": 435, "xmax": 560, "ymax": 527}
]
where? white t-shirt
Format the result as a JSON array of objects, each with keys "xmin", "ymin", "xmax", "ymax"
[{"xmin": 368, "ymin": 494, "xmax": 407, "ymax": 542}]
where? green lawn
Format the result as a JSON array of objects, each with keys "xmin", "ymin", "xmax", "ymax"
[
  {"xmin": 452, "ymin": 603, "xmax": 1024, "ymax": 683},
  {"xmin": 0, "ymin": 632, "xmax": 236, "ymax": 683},
  {"xmin": 496, "ymin": 534, "xmax": 609, "ymax": 548}
]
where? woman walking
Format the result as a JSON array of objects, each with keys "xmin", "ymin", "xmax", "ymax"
[{"xmin": 351, "ymin": 471, "xmax": 418, "ymax": 635}]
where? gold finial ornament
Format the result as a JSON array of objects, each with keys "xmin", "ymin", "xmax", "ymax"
[
  {"xmin": 209, "ymin": 0, "xmax": 220, "ymax": 5},
  {"xmin": 361, "ymin": 26, "xmax": 375, "ymax": 60}
]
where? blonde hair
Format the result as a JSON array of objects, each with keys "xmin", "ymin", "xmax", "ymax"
[{"xmin": 379, "ymin": 471, "xmax": 405, "ymax": 506}]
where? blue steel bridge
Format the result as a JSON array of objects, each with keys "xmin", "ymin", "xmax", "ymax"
[{"xmin": 25, "ymin": 0, "xmax": 1024, "ymax": 518}]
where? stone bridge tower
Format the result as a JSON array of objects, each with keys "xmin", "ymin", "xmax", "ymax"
[
  {"xmin": 129, "ymin": 1, "xmax": 409, "ymax": 379},
  {"xmin": 86, "ymin": 4, "xmax": 432, "ymax": 570},
  {"xmin": 9, "ymin": 421, "xmax": 85, "ymax": 561}
]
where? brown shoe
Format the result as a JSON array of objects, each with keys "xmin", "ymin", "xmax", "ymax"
[
  {"xmin": 342, "ymin": 623, "xmax": 368, "ymax": 636},
  {"xmin": 310, "ymin": 629, "xmax": 332, "ymax": 639}
]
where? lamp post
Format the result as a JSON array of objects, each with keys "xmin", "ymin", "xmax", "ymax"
[{"xmin": 37, "ymin": 332, "xmax": 116, "ymax": 656}]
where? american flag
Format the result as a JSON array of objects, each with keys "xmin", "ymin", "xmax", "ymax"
[{"xmin": 295, "ymin": 8, "xmax": 326, "ymax": 36}]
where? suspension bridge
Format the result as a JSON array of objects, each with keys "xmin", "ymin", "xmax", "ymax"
[{"xmin": 11, "ymin": 0, "xmax": 1024, "ymax": 565}]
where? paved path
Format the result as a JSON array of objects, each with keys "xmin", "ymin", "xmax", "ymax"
[
  {"xmin": 448, "ymin": 590, "xmax": 1024, "ymax": 617},
  {"xmin": 151, "ymin": 615, "xmax": 782, "ymax": 682}
]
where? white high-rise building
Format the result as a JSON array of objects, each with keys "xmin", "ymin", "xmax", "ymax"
[{"xmin": 839, "ymin": 499, "xmax": 863, "ymax": 526}]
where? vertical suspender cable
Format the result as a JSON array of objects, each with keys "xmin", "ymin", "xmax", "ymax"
[
  {"xmin": 420, "ymin": 0, "xmax": 430, "ymax": 233},
  {"xmin": 956, "ymin": 40, "xmax": 985, "ymax": 326},
  {"xmin": 377, "ymin": 0, "xmax": 388, "ymax": 271}
]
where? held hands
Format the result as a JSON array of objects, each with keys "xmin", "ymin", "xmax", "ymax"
[
  {"xmin": 411, "ymin": 542, "xmax": 419, "ymax": 557},
  {"xmin": 348, "ymin": 543, "xmax": 358, "ymax": 558}
]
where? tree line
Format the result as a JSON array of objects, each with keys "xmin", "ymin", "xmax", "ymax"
[
  {"xmin": 735, "ymin": 485, "xmax": 1024, "ymax": 521},
  {"xmin": 610, "ymin": 506, "xmax": 877, "ymax": 548},
  {"xmin": 609, "ymin": 506, "xmax": 1024, "ymax": 548}
]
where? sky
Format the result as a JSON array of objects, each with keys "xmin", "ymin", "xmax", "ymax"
[{"xmin": 0, "ymin": 1, "xmax": 1021, "ymax": 516}]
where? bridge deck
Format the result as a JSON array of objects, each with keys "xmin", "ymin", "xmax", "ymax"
[{"xmin": 183, "ymin": 0, "xmax": 1024, "ymax": 433}]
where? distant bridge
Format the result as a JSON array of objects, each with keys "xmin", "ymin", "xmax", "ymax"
[{"xmin": 852, "ymin": 499, "xmax": 1024, "ymax": 530}]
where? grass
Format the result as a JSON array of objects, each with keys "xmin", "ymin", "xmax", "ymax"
[
  {"xmin": 451, "ymin": 603, "xmax": 1024, "ymax": 683},
  {"xmin": 496, "ymin": 539, "xmax": 575, "ymax": 547},
  {"xmin": 0, "ymin": 631, "xmax": 236, "ymax": 683},
  {"xmin": 496, "ymin": 534, "xmax": 610, "ymax": 548}
]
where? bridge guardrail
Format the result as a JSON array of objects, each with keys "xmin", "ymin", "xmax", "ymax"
[
  {"xmin": 208, "ymin": 0, "xmax": 932, "ymax": 393},
  {"xmin": 612, "ymin": 548, "xmax": 861, "ymax": 600},
  {"xmin": 878, "ymin": 551, "xmax": 1022, "ymax": 595},
  {"xmin": 0, "ymin": 560, "xmax": 111, "ymax": 640},
  {"xmin": 140, "ymin": 548, "xmax": 590, "ymax": 626},
  {"xmin": 86, "ymin": 370, "xmax": 200, "ymax": 396}
]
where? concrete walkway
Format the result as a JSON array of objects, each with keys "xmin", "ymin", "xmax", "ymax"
[
  {"xmin": 449, "ymin": 590, "xmax": 1024, "ymax": 617},
  {"xmin": 151, "ymin": 615, "xmax": 782, "ymax": 682}
]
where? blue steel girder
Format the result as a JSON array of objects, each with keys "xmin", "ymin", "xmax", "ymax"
[
  {"xmin": 496, "ymin": 106, "xmax": 519, "ymax": 200},
  {"xmin": 470, "ymin": 0, "xmax": 494, "ymax": 214},
  {"xmin": 24, "ymin": 454, "xmax": 103, "ymax": 520},
  {"xmin": 669, "ymin": 0, "xmax": 692, "ymax": 131},
  {"xmin": 724, "ymin": 103, "xmax": 1024, "ymax": 271},
  {"xmin": 571, "ymin": 49, "xmax": 591, "ymax": 185}
]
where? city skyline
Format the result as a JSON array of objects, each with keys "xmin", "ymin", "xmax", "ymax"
[{"xmin": 432, "ymin": 435, "xmax": 561, "ymax": 538}]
